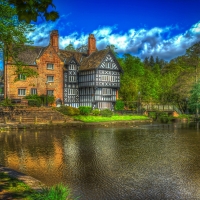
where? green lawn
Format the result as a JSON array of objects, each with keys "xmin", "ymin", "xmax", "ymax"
[{"xmin": 73, "ymin": 115, "xmax": 150, "ymax": 123}]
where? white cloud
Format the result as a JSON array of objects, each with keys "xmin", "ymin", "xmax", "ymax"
[{"xmin": 28, "ymin": 19, "xmax": 200, "ymax": 61}]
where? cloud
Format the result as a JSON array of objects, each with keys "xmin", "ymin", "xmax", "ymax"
[{"xmin": 28, "ymin": 19, "xmax": 200, "ymax": 61}]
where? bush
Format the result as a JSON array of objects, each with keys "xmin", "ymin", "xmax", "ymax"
[
  {"xmin": 0, "ymin": 97, "xmax": 13, "ymax": 106},
  {"xmin": 114, "ymin": 100, "xmax": 124, "ymax": 110},
  {"xmin": 28, "ymin": 99, "xmax": 41, "ymax": 107},
  {"xmin": 92, "ymin": 109, "xmax": 100, "ymax": 116},
  {"xmin": 79, "ymin": 106, "xmax": 92, "ymax": 115},
  {"xmin": 100, "ymin": 109, "xmax": 113, "ymax": 117},
  {"xmin": 56, "ymin": 106, "xmax": 80, "ymax": 116}
]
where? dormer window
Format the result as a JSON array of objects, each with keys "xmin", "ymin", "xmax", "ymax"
[{"xmin": 47, "ymin": 63, "xmax": 54, "ymax": 70}]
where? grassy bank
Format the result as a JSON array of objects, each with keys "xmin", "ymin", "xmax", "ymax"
[
  {"xmin": 0, "ymin": 172, "xmax": 73, "ymax": 200},
  {"xmin": 0, "ymin": 172, "xmax": 35, "ymax": 199},
  {"xmin": 73, "ymin": 115, "xmax": 149, "ymax": 123}
]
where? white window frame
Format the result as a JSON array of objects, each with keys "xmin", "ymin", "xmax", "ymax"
[
  {"xmin": 47, "ymin": 90, "xmax": 54, "ymax": 96},
  {"xmin": 47, "ymin": 76, "xmax": 54, "ymax": 82},
  {"xmin": 68, "ymin": 89, "xmax": 78, "ymax": 95},
  {"xmin": 102, "ymin": 88, "xmax": 112, "ymax": 95},
  {"xmin": 47, "ymin": 63, "xmax": 54, "ymax": 70},
  {"xmin": 31, "ymin": 88, "xmax": 37, "ymax": 95},
  {"xmin": 18, "ymin": 74, "xmax": 26, "ymax": 80},
  {"xmin": 18, "ymin": 89, "xmax": 26, "ymax": 96}
]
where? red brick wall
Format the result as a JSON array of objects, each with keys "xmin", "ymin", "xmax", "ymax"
[{"xmin": 4, "ymin": 46, "xmax": 64, "ymax": 105}]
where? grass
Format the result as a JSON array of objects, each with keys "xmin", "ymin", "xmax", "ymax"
[
  {"xmin": 0, "ymin": 172, "xmax": 35, "ymax": 199},
  {"xmin": 73, "ymin": 115, "xmax": 150, "ymax": 123},
  {"xmin": 0, "ymin": 172, "xmax": 74, "ymax": 200}
]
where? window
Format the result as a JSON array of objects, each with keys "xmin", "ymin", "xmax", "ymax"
[
  {"xmin": 47, "ymin": 63, "xmax": 54, "ymax": 70},
  {"xmin": 47, "ymin": 90, "xmax": 54, "ymax": 96},
  {"xmin": 69, "ymin": 76, "xmax": 76, "ymax": 82},
  {"xmin": 69, "ymin": 64, "xmax": 76, "ymax": 70},
  {"xmin": 102, "ymin": 88, "xmax": 112, "ymax": 95},
  {"xmin": 18, "ymin": 89, "xmax": 26, "ymax": 96},
  {"xmin": 18, "ymin": 74, "xmax": 26, "ymax": 80},
  {"xmin": 31, "ymin": 88, "xmax": 37, "ymax": 95},
  {"xmin": 47, "ymin": 76, "xmax": 54, "ymax": 82},
  {"xmin": 68, "ymin": 89, "xmax": 78, "ymax": 95}
]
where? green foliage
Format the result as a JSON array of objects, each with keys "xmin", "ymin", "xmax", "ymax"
[
  {"xmin": 65, "ymin": 44, "xmax": 76, "ymax": 51},
  {"xmin": 28, "ymin": 99, "xmax": 41, "ymax": 107},
  {"xmin": 100, "ymin": 109, "xmax": 113, "ymax": 117},
  {"xmin": 79, "ymin": 106, "xmax": 92, "ymax": 115},
  {"xmin": 188, "ymin": 80, "xmax": 200, "ymax": 113},
  {"xmin": 91, "ymin": 109, "xmax": 100, "ymax": 116},
  {"xmin": 158, "ymin": 112, "xmax": 170, "ymax": 123},
  {"xmin": 8, "ymin": 0, "xmax": 59, "ymax": 23},
  {"xmin": 0, "ymin": 97, "xmax": 13, "ymax": 106},
  {"xmin": 31, "ymin": 183, "xmax": 71, "ymax": 200},
  {"xmin": 25, "ymin": 94, "xmax": 55, "ymax": 106},
  {"xmin": 114, "ymin": 100, "xmax": 125, "ymax": 110},
  {"xmin": 148, "ymin": 112, "xmax": 157, "ymax": 120},
  {"xmin": 56, "ymin": 106, "xmax": 80, "ymax": 116}
]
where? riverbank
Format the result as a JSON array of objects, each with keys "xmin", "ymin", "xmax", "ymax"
[
  {"xmin": 0, "ymin": 119, "xmax": 153, "ymax": 131},
  {"xmin": 0, "ymin": 165, "xmax": 44, "ymax": 199}
]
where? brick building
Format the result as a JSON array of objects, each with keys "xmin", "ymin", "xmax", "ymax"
[{"xmin": 4, "ymin": 30, "xmax": 122, "ymax": 109}]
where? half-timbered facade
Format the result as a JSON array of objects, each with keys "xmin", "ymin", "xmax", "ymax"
[{"xmin": 4, "ymin": 31, "xmax": 122, "ymax": 109}]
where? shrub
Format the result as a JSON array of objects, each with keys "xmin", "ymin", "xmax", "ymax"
[
  {"xmin": 57, "ymin": 106, "xmax": 80, "ymax": 116},
  {"xmin": 92, "ymin": 109, "xmax": 100, "ymax": 116},
  {"xmin": 115, "ymin": 100, "xmax": 124, "ymax": 110},
  {"xmin": 28, "ymin": 99, "xmax": 41, "ymax": 107},
  {"xmin": 79, "ymin": 106, "xmax": 92, "ymax": 115},
  {"xmin": 0, "ymin": 97, "xmax": 13, "ymax": 106},
  {"xmin": 100, "ymin": 109, "xmax": 113, "ymax": 117}
]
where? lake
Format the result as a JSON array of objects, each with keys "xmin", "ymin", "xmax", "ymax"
[{"xmin": 0, "ymin": 122, "xmax": 200, "ymax": 199}]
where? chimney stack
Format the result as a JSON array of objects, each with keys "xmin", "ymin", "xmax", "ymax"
[
  {"xmin": 50, "ymin": 30, "xmax": 59, "ymax": 52},
  {"xmin": 88, "ymin": 34, "xmax": 96, "ymax": 55}
]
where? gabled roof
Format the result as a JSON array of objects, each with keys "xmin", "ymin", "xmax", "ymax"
[
  {"xmin": 9, "ymin": 45, "xmax": 46, "ymax": 65},
  {"xmin": 79, "ymin": 49, "xmax": 109, "ymax": 71},
  {"xmin": 8, "ymin": 45, "xmax": 122, "ymax": 72}
]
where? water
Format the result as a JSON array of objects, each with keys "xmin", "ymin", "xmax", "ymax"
[{"xmin": 1, "ymin": 123, "xmax": 200, "ymax": 199}]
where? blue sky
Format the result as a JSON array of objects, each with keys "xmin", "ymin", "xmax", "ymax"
[
  {"xmin": 28, "ymin": 0, "xmax": 200, "ymax": 61},
  {"xmin": 1, "ymin": 0, "xmax": 200, "ymax": 69}
]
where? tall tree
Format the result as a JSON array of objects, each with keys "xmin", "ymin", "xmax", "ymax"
[{"xmin": 149, "ymin": 56, "xmax": 155, "ymax": 69}]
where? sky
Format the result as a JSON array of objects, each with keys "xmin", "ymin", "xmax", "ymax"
[{"xmin": 0, "ymin": 0, "xmax": 200, "ymax": 70}]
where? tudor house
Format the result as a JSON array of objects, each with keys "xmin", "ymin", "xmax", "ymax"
[{"xmin": 4, "ymin": 30, "xmax": 122, "ymax": 110}]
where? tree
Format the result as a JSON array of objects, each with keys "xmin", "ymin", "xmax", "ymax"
[
  {"xmin": 0, "ymin": 0, "xmax": 37, "ymax": 77},
  {"xmin": 65, "ymin": 44, "xmax": 76, "ymax": 51},
  {"xmin": 8, "ymin": 0, "xmax": 59, "ymax": 23},
  {"xmin": 188, "ymin": 80, "xmax": 200, "ymax": 116},
  {"xmin": 185, "ymin": 42, "xmax": 200, "ymax": 83},
  {"xmin": 149, "ymin": 56, "xmax": 155, "ymax": 69},
  {"xmin": 106, "ymin": 45, "xmax": 118, "ymax": 57}
]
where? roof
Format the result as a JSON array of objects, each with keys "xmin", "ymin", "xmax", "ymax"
[
  {"xmin": 80, "ymin": 49, "xmax": 109, "ymax": 71},
  {"xmin": 8, "ymin": 45, "xmax": 120, "ymax": 71},
  {"xmin": 9, "ymin": 45, "xmax": 46, "ymax": 65}
]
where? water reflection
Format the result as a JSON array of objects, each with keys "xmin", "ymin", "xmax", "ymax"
[{"xmin": 1, "ymin": 123, "xmax": 200, "ymax": 199}]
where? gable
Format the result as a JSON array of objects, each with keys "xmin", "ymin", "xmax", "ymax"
[{"xmin": 98, "ymin": 53, "xmax": 119, "ymax": 70}]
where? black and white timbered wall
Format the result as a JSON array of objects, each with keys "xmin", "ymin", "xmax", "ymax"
[{"xmin": 63, "ymin": 53, "xmax": 121, "ymax": 110}]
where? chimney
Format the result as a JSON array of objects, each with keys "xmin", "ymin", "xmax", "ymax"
[
  {"xmin": 88, "ymin": 34, "xmax": 96, "ymax": 55},
  {"xmin": 50, "ymin": 30, "xmax": 59, "ymax": 52}
]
